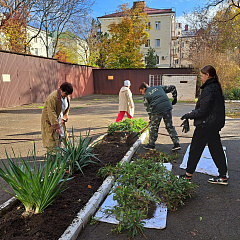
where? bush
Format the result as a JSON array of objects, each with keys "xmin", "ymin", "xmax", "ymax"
[
  {"xmin": 224, "ymin": 88, "xmax": 240, "ymax": 100},
  {"xmin": 107, "ymin": 118, "xmax": 148, "ymax": 135},
  {"xmin": 97, "ymin": 153, "xmax": 198, "ymax": 238}
]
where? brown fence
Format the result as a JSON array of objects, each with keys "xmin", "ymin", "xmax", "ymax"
[
  {"xmin": 92, "ymin": 68, "xmax": 194, "ymax": 95},
  {"xmin": 0, "ymin": 50, "xmax": 194, "ymax": 108},
  {"xmin": 0, "ymin": 50, "xmax": 94, "ymax": 108}
]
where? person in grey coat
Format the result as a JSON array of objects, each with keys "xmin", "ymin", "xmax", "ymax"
[{"xmin": 139, "ymin": 82, "xmax": 180, "ymax": 151}]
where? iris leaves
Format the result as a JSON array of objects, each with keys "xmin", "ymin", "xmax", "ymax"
[{"xmin": 0, "ymin": 145, "xmax": 69, "ymax": 214}]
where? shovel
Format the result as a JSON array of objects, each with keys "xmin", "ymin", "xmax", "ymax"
[{"xmin": 126, "ymin": 123, "xmax": 150, "ymax": 146}]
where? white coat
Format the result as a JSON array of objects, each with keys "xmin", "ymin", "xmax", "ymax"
[{"xmin": 118, "ymin": 86, "xmax": 134, "ymax": 117}]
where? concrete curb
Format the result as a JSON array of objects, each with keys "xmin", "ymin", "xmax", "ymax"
[
  {"xmin": 0, "ymin": 196, "xmax": 18, "ymax": 217},
  {"xmin": 59, "ymin": 130, "xmax": 148, "ymax": 240},
  {"xmin": 0, "ymin": 131, "xmax": 148, "ymax": 240}
]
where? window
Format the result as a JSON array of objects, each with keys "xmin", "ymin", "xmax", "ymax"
[
  {"xmin": 34, "ymin": 38, "xmax": 38, "ymax": 43},
  {"xmin": 145, "ymin": 39, "xmax": 150, "ymax": 47},
  {"xmin": 146, "ymin": 22, "xmax": 151, "ymax": 30},
  {"xmin": 156, "ymin": 55, "xmax": 160, "ymax": 64},
  {"xmin": 35, "ymin": 48, "xmax": 38, "ymax": 55},
  {"xmin": 155, "ymin": 39, "xmax": 160, "ymax": 48},
  {"xmin": 182, "ymin": 42, "xmax": 185, "ymax": 47},
  {"xmin": 181, "ymin": 53, "xmax": 184, "ymax": 58},
  {"xmin": 155, "ymin": 21, "xmax": 161, "ymax": 30}
]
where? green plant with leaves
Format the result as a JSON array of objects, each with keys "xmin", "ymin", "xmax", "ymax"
[
  {"xmin": 0, "ymin": 146, "xmax": 69, "ymax": 214},
  {"xmin": 59, "ymin": 128, "xmax": 100, "ymax": 175},
  {"xmin": 107, "ymin": 118, "xmax": 148, "ymax": 135},
  {"xmin": 145, "ymin": 47, "xmax": 158, "ymax": 68},
  {"xmin": 137, "ymin": 150, "xmax": 178, "ymax": 163},
  {"xmin": 97, "ymin": 155, "xmax": 197, "ymax": 238},
  {"xmin": 224, "ymin": 87, "xmax": 240, "ymax": 100}
]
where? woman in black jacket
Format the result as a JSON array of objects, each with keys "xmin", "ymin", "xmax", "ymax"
[{"xmin": 181, "ymin": 65, "xmax": 228, "ymax": 185}]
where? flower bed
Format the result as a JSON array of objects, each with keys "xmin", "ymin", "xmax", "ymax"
[{"xmin": 0, "ymin": 132, "xmax": 133, "ymax": 239}]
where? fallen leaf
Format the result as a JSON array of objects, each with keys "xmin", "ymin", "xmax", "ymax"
[
  {"xmin": 190, "ymin": 231, "xmax": 196, "ymax": 237},
  {"xmin": 200, "ymin": 217, "xmax": 203, "ymax": 221},
  {"xmin": 88, "ymin": 185, "xmax": 92, "ymax": 189},
  {"xmin": 237, "ymin": 199, "xmax": 240, "ymax": 202}
]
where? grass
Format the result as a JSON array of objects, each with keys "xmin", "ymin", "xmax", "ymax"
[{"xmin": 71, "ymin": 107, "xmax": 83, "ymax": 109}]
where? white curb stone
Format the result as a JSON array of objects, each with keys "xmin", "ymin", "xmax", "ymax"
[
  {"xmin": 0, "ymin": 197, "xmax": 18, "ymax": 217},
  {"xmin": 59, "ymin": 130, "xmax": 148, "ymax": 240},
  {"xmin": 0, "ymin": 130, "xmax": 148, "ymax": 240}
]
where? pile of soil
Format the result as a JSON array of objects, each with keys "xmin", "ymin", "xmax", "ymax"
[{"xmin": 0, "ymin": 132, "xmax": 131, "ymax": 240}]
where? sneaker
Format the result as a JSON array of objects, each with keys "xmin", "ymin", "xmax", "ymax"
[
  {"xmin": 143, "ymin": 144, "xmax": 155, "ymax": 150},
  {"xmin": 208, "ymin": 176, "xmax": 228, "ymax": 185},
  {"xmin": 177, "ymin": 174, "xmax": 192, "ymax": 181},
  {"xmin": 172, "ymin": 143, "xmax": 181, "ymax": 151}
]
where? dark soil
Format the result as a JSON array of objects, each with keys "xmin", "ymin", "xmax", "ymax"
[{"xmin": 0, "ymin": 132, "xmax": 131, "ymax": 240}]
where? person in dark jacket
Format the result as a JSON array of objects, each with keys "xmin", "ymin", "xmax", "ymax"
[
  {"xmin": 139, "ymin": 82, "xmax": 181, "ymax": 151},
  {"xmin": 180, "ymin": 65, "xmax": 228, "ymax": 185}
]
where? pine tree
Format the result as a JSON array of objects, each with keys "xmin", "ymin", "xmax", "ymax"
[{"xmin": 145, "ymin": 47, "xmax": 158, "ymax": 68}]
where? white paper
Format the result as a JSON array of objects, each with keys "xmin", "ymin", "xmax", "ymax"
[
  {"xmin": 94, "ymin": 163, "xmax": 172, "ymax": 229},
  {"xmin": 180, "ymin": 145, "xmax": 228, "ymax": 177}
]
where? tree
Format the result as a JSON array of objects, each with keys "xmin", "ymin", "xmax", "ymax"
[
  {"xmin": 205, "ymin": 0, "xmax": 240, "ymax": 21},
  {"xmin": 0, "ymin": 0, "xmax": 94, "ymax": 58},
  {"xmin": 0, "ymin": 0, "xmax": 34, "ymax": 53},
  {"xmin": 184, "ymin": 4, "xmax": 240, "ymax": 91},
  {"xmin": 0, "ymin": 11, "xmax": 27, "ymax": 53},
  {"xmin": 29, "ymin": 0, "xmax": 94, "ymax": 58},
  {"xmin": 53, "ymin": 31, "xmax": 84, "ymax": 64},
  {"xmin": 145, "ymin": 47, "xmax": 158, "ymax": 68},
  {"xmin": 99, "ymin": 3, "xmax": 149, "ymax": 69},
  {"xmin": 67, "ymin": 17, "xmax": 101, "ymax": 66}
]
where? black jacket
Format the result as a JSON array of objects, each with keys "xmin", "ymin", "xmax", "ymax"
[{"xmin": 186, "ymin": 78, "xmax": 225, "ymax": 130}]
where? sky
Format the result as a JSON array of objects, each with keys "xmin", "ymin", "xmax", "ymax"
[{"xmin": 91, "ymin": 0, "xmax": 209, "ymax": 24}]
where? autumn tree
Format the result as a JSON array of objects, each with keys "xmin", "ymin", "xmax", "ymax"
[
  {"xmin": 99, "ymin": 3, "xmax": 149, "ymax": 69},
  {"xmin": 0, "ymin": 0, "xmax": 34, "ymax": 53},
  {"xmin": 184, "ymin": 3, "xmax": 240, "ymax": 91},
  {"xmin": 29, "ymin": 0, "xmax": 94, "ymax": 58}
]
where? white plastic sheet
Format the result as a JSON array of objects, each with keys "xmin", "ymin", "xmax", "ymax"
[
  {"xmin": 94, "ymin": 163, "xmax": 172, "ymax": 229},
  {"xmin": 180, "ymin": 145, "xmax": 228, "ymax": 177}
]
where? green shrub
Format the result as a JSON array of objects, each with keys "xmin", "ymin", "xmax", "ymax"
[
  {"xmin": 97, "ymin": 155, "xmax": 198, "ymax": 238},
  {"xmin": 224, "ymin": 88, "xmax": 240, "ymax": 100},
  {"xmin": 107, "ymin": 118, "xmax": 148, "ymax": 135}
]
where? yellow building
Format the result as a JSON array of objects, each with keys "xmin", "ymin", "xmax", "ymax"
[{"xmin": 98, "ymin": 1, "xmax": 178, "ymax": 68}]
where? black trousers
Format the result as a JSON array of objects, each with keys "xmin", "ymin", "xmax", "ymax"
[{"xmin": 186, "ymin": 126, "xmax": 227, "ymax": 177}]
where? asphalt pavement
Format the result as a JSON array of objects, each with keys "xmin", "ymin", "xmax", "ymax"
[{"xmin": 0, "ymin": 95, "xmax": 240, "ymax": 240}]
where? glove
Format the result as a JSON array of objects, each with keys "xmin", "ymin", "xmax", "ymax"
[
  {"xmin": 172, "ymin": 98, "xmax": 177, "ymax": 105},
  {"xmin": 180, "ymin": 119, "xmax": 190, "ymax": 133},
  {"xmin": 181, "ymin": 114, "xmax": 189, "ymax": 120}
]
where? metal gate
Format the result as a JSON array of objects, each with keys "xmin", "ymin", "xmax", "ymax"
[{"xmin": 149, "ymin": 74, "xmax": 163, "ymax": 86}]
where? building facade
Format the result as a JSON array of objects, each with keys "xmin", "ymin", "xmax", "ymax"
[{"xmin": 98, "ymin": 1, "xmax": 178, "ymax": 68}]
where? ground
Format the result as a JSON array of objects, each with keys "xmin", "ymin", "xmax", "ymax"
[
  {"xmin": 0, "ymin": 132, "xmax": 131, "ymax": 240},
  {"xmin": 0, "ymin": 95, "xmax": 240, "ymax": 240}
]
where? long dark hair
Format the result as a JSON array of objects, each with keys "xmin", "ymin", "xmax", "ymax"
[
  {"xmin": 201, "ymin": 65, "xmax": 218, "ymax": 80},
  {"xmin": 201, "ymin": 65, "xmax": 223, "ymax": 93}
]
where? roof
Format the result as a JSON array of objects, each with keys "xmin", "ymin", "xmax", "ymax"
[{"xmin": 98, "ymin": 7, "xmax": 174, "ymax": 19}]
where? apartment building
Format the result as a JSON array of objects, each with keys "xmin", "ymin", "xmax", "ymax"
[
  {"xmin": 98, "ymin": 1, "xmax": 178, "ymax": 68},
  {"xmin": 0, "ymin": 13, "xmax": 86, "ymax": 63},
  {"xmin": 173, "ymin": 24, "xmax": 194, "ymax": 68},
  {"xmin": 27, "ymin": 26, "xmax": 53, "ymax": 58}
]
